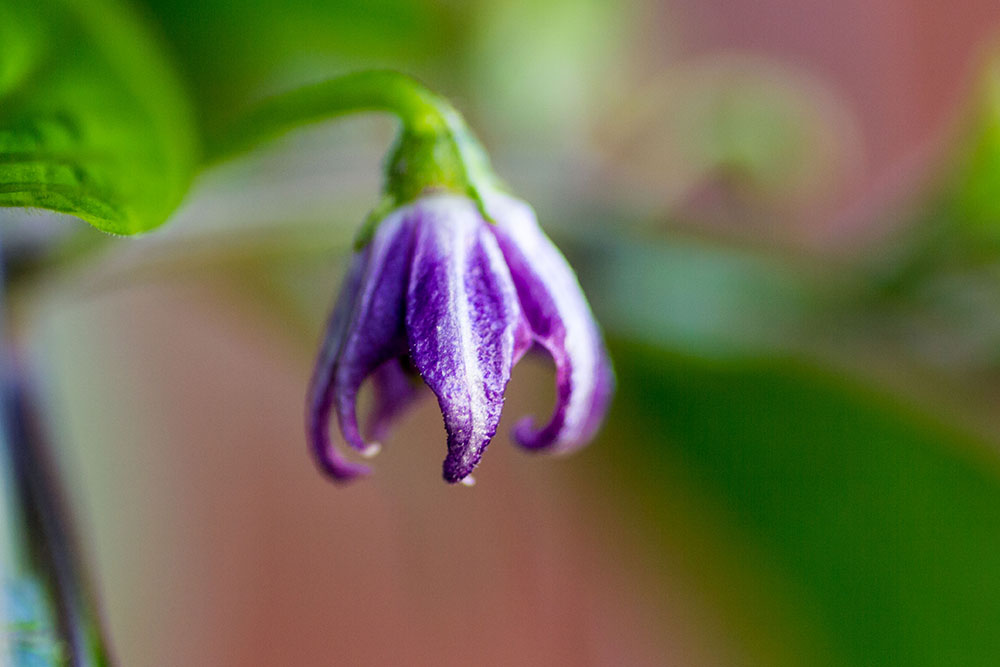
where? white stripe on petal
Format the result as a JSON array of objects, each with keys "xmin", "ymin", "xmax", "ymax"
[{"xmin": 405, "ymin": 195, "xmax": 520, "ymax": 482}]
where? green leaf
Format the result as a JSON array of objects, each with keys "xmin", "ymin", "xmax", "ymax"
[
  {"xmin": 0, "ymin": 0, "xmax": 199, "ymax": 234},
  {"xmin": 949, "ymin": 49, "xmax": 1000, "ymax": 238},
  {"xmin": 603, "ymin": 341, "xmax": 1000, "ymax": 665},
  {"xmin": 133, "ymin": 0, "xmax": 466, "ymax": 135},
  {"xmin": 567, "ymin": 228, "xmax": 823, "ymax": 359}
]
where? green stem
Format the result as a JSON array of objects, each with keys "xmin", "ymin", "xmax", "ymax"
[
  {"xmin": 208, "ymin": 70, "xmax": 452, "ymax": 159},
  {"xmin": 207, "ymin": 70, "xmax": 501, "ymax": 245}
]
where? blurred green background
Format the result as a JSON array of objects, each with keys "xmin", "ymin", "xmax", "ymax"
[{"xmin": 6, "ymin": 0, "xmax": 1000, "ymax": 664}]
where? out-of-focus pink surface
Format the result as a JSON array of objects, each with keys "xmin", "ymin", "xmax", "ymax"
[
  {"xmin": 622, "ymin": 0, "xmax": 1000, "ymax": 247},
  {"xmin": 44, "ymin": 280, "xmax": 733, "ymax": 666},
  {"xmin": 686, "ymin": 0, "xmax": 1000, "ymax": 162}
]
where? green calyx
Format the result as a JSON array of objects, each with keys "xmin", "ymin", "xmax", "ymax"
[
  {"xmin": 357, "ymin": 97, "xmax": 498, "ymax": 248},
  {"xmin": 210, "ymin": 70, "xmax": 501, "ymax": 248}
]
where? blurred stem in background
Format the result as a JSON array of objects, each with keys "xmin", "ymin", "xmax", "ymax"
[{"xmin": 0, "ymin": 235, "xmax": 112, "ymax": 665}]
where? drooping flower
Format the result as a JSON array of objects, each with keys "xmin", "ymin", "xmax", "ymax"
[{"xmin": 307, "ymin": 188, "xmax": 613, "ymax": 484}]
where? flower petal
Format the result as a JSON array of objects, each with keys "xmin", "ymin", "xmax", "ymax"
[
  {"xmin": 306, "ymin": 249, "xmax": 372, "ymax": 480},
  {"xmin": 364, "ymin": 358, "xmax": 422, "ymax": 444},
  {"xmin": 405, "ymin": 196, "xmax": 521, "ymax": 483},
  {"xmin": 486, "ymin": 191, "xmax": 614, "ymax": 454},
  {"xmin": 331, "ymin": 210, "xmax": 416, "ymax": 457}
]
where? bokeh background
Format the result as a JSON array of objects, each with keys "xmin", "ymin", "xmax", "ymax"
[{"xmin": 8, "ymin": 0, "xmax": 1000, "ymax": 664}]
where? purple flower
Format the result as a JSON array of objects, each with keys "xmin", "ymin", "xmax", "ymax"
[{"xmin": 307, "ymin": 190, "xmax": 613, "ymax": 484}]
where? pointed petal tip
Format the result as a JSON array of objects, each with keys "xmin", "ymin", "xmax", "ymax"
[
  {"xmin": 442, "ymin": 452, "xmax": 482, "ymax": 484},
  {"xmin": 512, "ymin": 415, "xmax": 545, "ymax": 450},
  {"xmin": 313, "ymin": 450, "xmax": 372, "ymax": 482},
  {"xmin": 511, "ymin": 351, "xmax": 615, "ymax": 454},
  {"xmin": 360, "ymin": 442, "xmax": 382, "ymax": 459},
  {"xmin": 407, "ymin": 200, "xmax": 519, "ymax": 486},
  {"xmin": 307, "ymin": 400, "xmax": 375, "ymax": 482},
  {"xmin": 511, "ymin": 414, "xmax": 594, "ymax": 455}
]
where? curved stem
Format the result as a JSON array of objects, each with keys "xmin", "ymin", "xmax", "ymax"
[
  {"xmin": 206, "ymin": 70, "xmax": 502, "ymax": 243},
  {"xmin": 207, "ymin": 70, "xmax": 455, "ymax": 162}
]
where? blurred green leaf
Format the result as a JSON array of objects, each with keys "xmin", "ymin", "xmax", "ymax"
[
  {"xmin": 606, "ymin": 341, "xmax": 1000, "ymax": 665},
  {"xmin": 134, "ymin": 0, "xmax": 467, "ymax": 135},
  {"xmin": 950, "ymin": 50, "xmax": 1000, "ymax": 237},
  {"xmin": 570, "ymin": 229, "xmax": 822, "ymax": 358},
  {"xmin": 467, "ymin": 0, "xmax": 624, "ymax": 146},
  {"xmin": 0, "ymin": 0, "xmax": 198, "ymax": 234}
]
